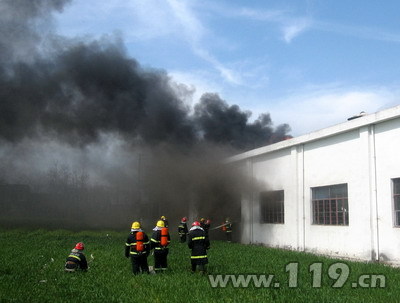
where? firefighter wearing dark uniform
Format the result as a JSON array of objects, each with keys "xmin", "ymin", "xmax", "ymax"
[
  {"xmin": 200, "ymin": 218, "xmax": 206, "ymax": 229},
  {"xmin": 224, "ymin": 218, "xmax": 232, "ymax": 242},
  {"xmin": 125, "ymin": 221, "xmax": 150, "ymax": 274},
  {"xmin": 160, "ymin": 215, "xmax": 169, "ymax": 228},
  {"xmin": 65, "ymin": 242, "xmax": 88, "ymax": 272},
  {"xmin": 178, "ymin": 217, "xmax": 188, "ymax": 243},
  {"xmin": 203, "ymin": 219, "xmax": 211, "ymax": 238},
  {"xmin": 151, "ymin": 220, "xmax": 171, "ymax": 272},
  {"xmin": 188, "ymin": 221, "xmax": 210, "ymax": 273}
]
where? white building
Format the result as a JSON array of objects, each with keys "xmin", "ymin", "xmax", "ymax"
[{"xmin": 227, "ymin": 105, "xmax": 400, "ymax": 264}]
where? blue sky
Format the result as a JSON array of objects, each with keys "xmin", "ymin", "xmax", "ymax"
[{"xmin": 54, "ymin": 0, "xmax": 400, "ymax": 136}]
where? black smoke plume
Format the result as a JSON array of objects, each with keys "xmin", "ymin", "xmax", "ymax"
[
  {"xmin": 194, "ymin": 93, "xmax": 291, "ymax": 150},
  {"xmin": 0, "ymin": 0, "xmax": 291, "ymax": 232}
]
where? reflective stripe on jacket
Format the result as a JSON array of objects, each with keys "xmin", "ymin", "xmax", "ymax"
[
  {"xmin": 150, "ymin": 228, "xmax": 171, "ymax": 250},
  {"xmin": 188, "ymin": 227, "xmax": 210, "ymax": 259},
  {"xmin": 125, "ymin": 230, "xmax": 150, "ymax": 257},
  {"xmin": 65, "ymin": 249, "xmax": 88, "ymax": 270}
]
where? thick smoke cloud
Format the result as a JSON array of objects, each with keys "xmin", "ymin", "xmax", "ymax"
[
  {"xmin": 0, "ymin": 0, "xmax": 290, "ymax": 149},
  {"xmin": 0, "ymin": 39, "xmax": 290, "ymax": 149},
  {"xmin": 195, "ymin": 93, "xmax": 291, "ymax": 150},
  {"xmin": 0, "ymin": 0, "xmax": 71, "ymax": 66},
  {"xmin": 1, "ymin": 41, "xmax": 196, "ymax": 147},
  {"xmin": 0, "ymin": 0, "xmax": 291, "ymax": 231}
]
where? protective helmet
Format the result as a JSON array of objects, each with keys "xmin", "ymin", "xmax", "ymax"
[
  {"xmin": 206, "ymin": 219, "xmax": 211, "ymax": 224},
  {"xmin": 161, "ymin": 216, "xmax": 166, "ymax": 220},
  {"xmin": 192, "ymin": 221, "xmax": 200, "ymax": 227},
  {"xmin": 200, "ymin": 218, "xmax": 205, "ymax": 222},
  {"xmin": 157, "ymin": 220, "xmax": 165, "ymax": 228},
  {"xmin": 181, "ymin": 217, "xmax": 187, "ymax": 222},
  {"xmin": 75, "ymin": 242, "xmax": 84, "ymax": 250},
  {"xmin": 131, "ymin": 221, "xmax": 141, "ymax": 229}
]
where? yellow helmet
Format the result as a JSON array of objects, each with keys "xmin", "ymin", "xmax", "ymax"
[
  {"xmin": 131, "ymin": 221, "xmax": 141, "ymax": 229},
  {"xmin": 156, "ymin": 220, "xmax": 165, "ymax": 228},
  {"xmin": 160, "ymin": 216, "xmax": 166, "ymax": 220}
]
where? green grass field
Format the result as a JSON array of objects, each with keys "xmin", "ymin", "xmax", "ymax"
[{"xmin": 0, "ymin": 229, "xmax": 399, "ymax": 303}]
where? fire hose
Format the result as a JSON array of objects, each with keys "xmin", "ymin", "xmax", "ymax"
[{"xmin": 209, "ymin": 222, "xmax": 230, "ymax": 231}]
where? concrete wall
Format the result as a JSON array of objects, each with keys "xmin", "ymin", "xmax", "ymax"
[
  {"xmin": 303, "ymin": 128, "xmax": 373, "ymax": 260},
  {"xmin": 238, "ymin": 114, "xmax": 400, "ymax": 263},
  {"xmin": 375, "ymin": 118, "xmax": 400, "ymax": 263}
]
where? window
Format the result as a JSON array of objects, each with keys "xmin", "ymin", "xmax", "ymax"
[
  {"xmin": 393, "ymin": 178, "xmax": 400, "ymax": 226},
  {"xmin": 312, "ymin": 184, "xmax": 348, "ymax": 226},
  {"xmin": 260, "ymin": 190, "xmax": 284, "ymax": 224}
]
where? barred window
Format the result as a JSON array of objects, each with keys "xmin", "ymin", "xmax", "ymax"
[
  {"xmin": 260, "ymin": 190, "xmax": 284, "ymax": 224},
  {"xmin": 312, "ymin": 184, "xmax": 349, "ymax": 226},
  {"xmin": 393, "ymin": 178, "xmax": 400, "ymax": 226}
]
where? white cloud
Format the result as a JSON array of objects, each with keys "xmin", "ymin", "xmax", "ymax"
[
  {"xmin": 235, "ymin": 7, "xmax": 285, "ymax": 21},
  {"xmin": 204, "ymin": 3, "xmax": 312, "ymax": 43},
  {"xmin": 315, "ymin": 21, "xmax": 400, "ymax": 43},
  {"xmin": 166, "ymin": 0, "xmax": 205, "ymax": 44},
  {"xmin": 261, "ymin": 86, "xmax": 400, "ymax": 136},
  {"xmin": 166, "ymin": 0, "xmax": 243, "ymax": 85},
  {"xmin": 282, "ymin": 18, "xmax": 312, "ymax": 43},
  {"xmin": 193, "ymin": 48, "xmax": 243, "ymax": 85}
]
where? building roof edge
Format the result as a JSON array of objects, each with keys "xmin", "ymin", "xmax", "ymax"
[{"xmin": 226, "ymin": 105, "xmax": 400, "ymax": 163}]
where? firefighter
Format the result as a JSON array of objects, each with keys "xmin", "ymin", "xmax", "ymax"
[
  {"xmin": 203, "ymin": 219, "xmax": 211, "ymax": 237},
  {"xmin": 125, "ymin": 221, "xmax": 150, "ymax": 274},
  {"xmin": 188, "ymin": 221, "xmax": 210, "ymax": 274},
  {"xmin": 178, "ymin": 217, "xmax": 189, "ymax": 243},
  {"xmin": 160, "ymin": 215, "xmax": 169, "ymax": 228},
  {"xmin": 150, "ymin": 220, "xmax": 171, "ymax": 272},
  {"xmin": 223, "ymin": 217, "xmax": 233, "ymax": 242},
  {"xmin": 65, "ymin": 242, "xmax": 88, "ymax": 272},
  {"xmin": 200, "ymin": 218, "xmax": 206, "ymax": 229}
]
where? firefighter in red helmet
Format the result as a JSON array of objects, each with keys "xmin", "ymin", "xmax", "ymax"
[
  {"xmin": 125, "ymin": 221, "xmax": 150, "ymax": 274},
  {"xmin": 223, "ymin": 217, "xmax": 233, "ymax": 243},
  {"xmin": 150, "ymin": 220, "xmax": 171, "ymax": 272},
  {"xmin": 65, "ymin": 242, "xmax": 88, "ymax": 272},
  {"xmin": 178, "ymin": 217, "xmax": 188, "ymax": 243},
  {"xmin": 188, "ymin": 221, "xmax": 210, "ymax": 274}
]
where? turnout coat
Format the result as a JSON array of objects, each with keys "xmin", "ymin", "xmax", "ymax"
[{"xmin": 188, "ymin": 226, "xmax": 210, "ymax": 264}]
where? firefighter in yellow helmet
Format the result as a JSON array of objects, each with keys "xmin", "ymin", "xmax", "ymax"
[
  {"xmin": 150, "ymin": 219, "xmax": 170, "ymax": 272},
  {"xmin": 125, "ymin": 221, "xmax": 150, "ymax": 274}
]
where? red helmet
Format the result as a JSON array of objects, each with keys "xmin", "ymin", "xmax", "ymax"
[
  {"xmin": 182, "ymin": 217, "xmax": 187, "ymax": 222},
  {"xmin": 192, "ymin": 221, "xmax": 200, "ymax": 226},
  {"xmin": 75, "ymin": 242, "xmax": 84, "ymax": 250}
]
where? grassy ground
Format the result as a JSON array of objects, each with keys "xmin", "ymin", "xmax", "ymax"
[{"xmin": 0, "ymin": 229, "xmax": 399, "ymax": 303}]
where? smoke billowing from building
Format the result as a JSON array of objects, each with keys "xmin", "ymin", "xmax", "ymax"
[{"xmin": 0, "ymin": 0, "xmax": 291, "ymax": 231}]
